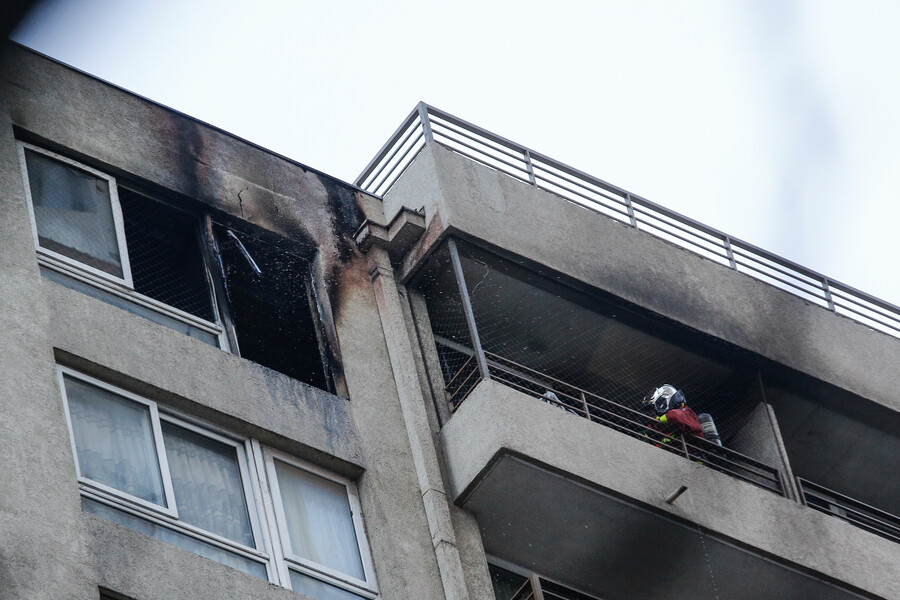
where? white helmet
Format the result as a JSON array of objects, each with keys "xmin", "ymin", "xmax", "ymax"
[{"xmin": 642, "ymin": 384, "xmax": 686, "ymax": 416}]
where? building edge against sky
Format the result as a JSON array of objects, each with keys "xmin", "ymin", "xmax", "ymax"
[{"xmin": 1, "ymin": 42, "xmax": 898, "ymax": 600}]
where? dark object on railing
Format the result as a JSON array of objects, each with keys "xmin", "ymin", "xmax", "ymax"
[
  {"xmin": 797, "ymin": 478, "xmax": 900, "ymax": 544},
  {"xmin": 698, "ymin": 412, "xmax": 723, "ymax": 446},
  {"xmin": 358, "ymin": 102, "xmax": 900, "ymax": 338},
  {"xmin": 442, "ymin": 340, "xmax": 783, "ymax": 496}
]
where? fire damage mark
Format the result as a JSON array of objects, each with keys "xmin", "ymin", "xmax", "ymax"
[{"xmin": 214, "ymin": 224, "xmax": 332, "ymax": 393}]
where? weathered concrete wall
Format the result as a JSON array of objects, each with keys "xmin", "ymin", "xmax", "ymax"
[
  {"xmin": 85, "ymin": 514, "xmax": 308, "ymax": 600},
  {"xmin": 441, "ymin": 380, "xmax": 900, "ymax": 599},
  {"xmin": 386, "ymin": 143, "xmax": 900, "ymax": 416},
  {"xmin": 46, "ymin": 279, "xmax": 364, "ymax": 473},
  {"xmin": 0, "ymin": 95, "xmax": 98, "ymax": 600},
  {"xmin": 331, "ymin": 248, "xmax": 449, "ymax": 599},
  {"xmin": 0, "ymin": 45, "xmax": 450, "ymax": 600}
]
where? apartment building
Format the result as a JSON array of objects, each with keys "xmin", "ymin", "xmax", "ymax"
[{"xmin": 1, "ymin": 44, "xmax": 897, "ymax": 600}]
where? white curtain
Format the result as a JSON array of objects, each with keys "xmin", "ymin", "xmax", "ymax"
[
  {"xmin": 161, "ymin": 422, "xmax": 254, "ymax": 547},
  {"xmin": 65, "ymin": 376, "xmax": 166, "ymax": 506},
  {"xmin": 274, "ymin": 460, "xmax": 365, "ymax": 580},
  {"xmin": 25, "ymin": 149, "xmax": 122, "ymax": 276}
]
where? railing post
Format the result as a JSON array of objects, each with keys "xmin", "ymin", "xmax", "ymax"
[
  {"xmin": 580, "ymin": 391, "xmax": 589, "ymax": 419},
  {"xmin": 624, "ymin": 194, "xmax": 638, "ymax": 227},
  {"xmin": 796, "ymin": 477, "xmax": 808, "ymax": 506},
  {"xmin": 524, "ymin": 149, "xmax": 537, "ymax": 185},
  {"xmin": 417, "ymin": 102, "xmax": 434, "ymax": 144},
  {"xmin": 531, "ymin": 574, "xmax": 546, "ymax": 600},
  {"xmin": 822, "ymin": 277, "xmax": 836, "ymax": 311},
  {"xmin": 680, "ymin": 434, "xmax": 690, "ymax": 460},
  {"xmin": 448, "ymin": 238, "xmax": 490, "ymax": 382},
  {"xmin": 724, "ymin": 236, "xmax": 737, "ymax": 269}
]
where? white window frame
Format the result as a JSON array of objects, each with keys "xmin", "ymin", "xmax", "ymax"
[
  {"xmin": 263, "ymin": 448, "xmax": 379, "ymax": 598},
  {"xmin": 19, "ymin": 142, "xmax": 133, "ymax": 287},
  {"xmin": 58, "ymin": 366, "xmax": 177, "ymax": 518},
  {"xmin": 58, "ymin": 366, "xmax": 377, "ymax": 596},
  {"xmin": 18, "ymin": 142, "xmax": 226, "ymax": 346},
  {"xmin": 58, "ymin": 366, "xmax": 272, "ymax": 576}
]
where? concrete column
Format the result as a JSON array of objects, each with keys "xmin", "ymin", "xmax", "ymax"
[
  {"xmin": 728, "ymin": 401, "xmax": 800, "ymax": 501},
  {"xmin": 365, "ymin": 245, "xmax": 471, "ymax": 600}
]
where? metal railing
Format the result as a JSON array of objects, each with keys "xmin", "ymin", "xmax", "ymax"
[
  {"xmin": 509, "ymin": 575, "xmax": 598, "ymax": 600},
  {"xmin": 797, "ymin": 478, "xmax": 900, "ymax": 544},
  {"xmin": 357, "ymin": 103, "xmax": 900, "ymax": 339},
  {"xmin": 442, "ymin": 341, "xmax": 784, "ymax": 496}
]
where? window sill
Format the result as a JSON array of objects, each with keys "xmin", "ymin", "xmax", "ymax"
[{"xmin": 39, "ymin": 253, "xmax": 225, "ymax": 347}]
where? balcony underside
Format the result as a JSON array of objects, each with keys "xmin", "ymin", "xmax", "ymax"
[{"xmin": 469, "ymin": 454, "xmax": 867, "ymax": 600}]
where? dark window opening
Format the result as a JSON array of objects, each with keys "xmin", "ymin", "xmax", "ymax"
[
  {"xmin": 214, "ymin": 225, "xmax": 329, "ymax": 391},
  {"xmin": 119, "ymin": 188, "xmax": 214, "ymax": 321}
]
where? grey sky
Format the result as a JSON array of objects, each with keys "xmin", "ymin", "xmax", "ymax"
[{"xmin": 13, "ymin": 0, "xmax": 900, "ymax": 306}]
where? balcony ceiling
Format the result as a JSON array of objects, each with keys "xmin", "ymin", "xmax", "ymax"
[{"xmin": 466, "ymin": 454, "xmax": 868, "ymax": 600}]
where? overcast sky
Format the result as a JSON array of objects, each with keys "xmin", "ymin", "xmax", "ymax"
[{"xmin": 12, "ymin": 0, "xmax": 900, "ymax": 306}]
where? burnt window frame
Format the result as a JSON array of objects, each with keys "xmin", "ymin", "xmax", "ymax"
[
  {"xmin": 18, "ymin": 140, "xmax": 339, "ymax": 393},
  {"xmin": 208, "ymin": 222, "xmax": 336, "ymax": 394}
]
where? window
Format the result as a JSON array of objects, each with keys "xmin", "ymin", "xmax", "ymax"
[
  {"xmin": 20, "ymin": 143, "xmax": 336, "ymax": 391},
  {"xmin": 214, "ymin": 226, "xmax": 330, "ymax": 390},
  {"xmin": 20, "ymin": 143, "xmax": 131, "ymax": 282},
  {"xmin": 18, "ymin": 142, "xmax": 219, "ymax": 332},
  {"xmin": 59, "ymin": 367, "xmax": 377, "ymax": 598}
]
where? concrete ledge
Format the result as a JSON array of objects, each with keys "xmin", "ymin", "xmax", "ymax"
[
  {"xmin": 45, "ymin": 278, "xmax": 364, "ymax": 476},
  {"xmin": 83, "ymin": 512, "xmax": 307, "ymax": 600},
  {"xmin": 389, "ymin": 144, "xmax": 900, "ymax": 415},
  {"xmin": 440, "ymin": 379, "xmax": 899, "ymax": 599}
]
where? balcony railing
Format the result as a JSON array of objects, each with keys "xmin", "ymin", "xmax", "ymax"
[
  {"xmin": 798, "ymin": 478, "xmax": 900, "ymax": 545},
  {"xmin": 509, "ymin": 574, "xmax": 598, "ymax": 600},
  {"xmin": 441, "ymin": 339, "xmax": 785, "ymax": 497},
  {"xmin": 357, "ymin": 103, "xmax": 900, "ymax": 339}
]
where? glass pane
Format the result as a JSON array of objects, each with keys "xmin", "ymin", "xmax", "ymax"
[
  {"xmin": 64, "ymin": 376, "xmax": 166, "ymax": 506},
  {"xmin": 161, "ymin": 421, "xmax": 254, "ymax": 547},
  {"xmin": 25, "ymin": 149, "xmax": 123, "ymax": 277},
  {"xmin": 82, "ymin": 498, "xmax": 267, "ymax": 580},
  {"xmin": 289, "ymin": 570, "xmax": 367, "ymax": 600},
  {"xmin": 274, "ymin": 460, "xmax": 365, "ymax": 580},
  {"xmin": 489, "ymin": 564, "xmax": 529, "ymax": 600}
]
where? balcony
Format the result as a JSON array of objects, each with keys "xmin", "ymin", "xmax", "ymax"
[
  {"xmin": 359, "ymin": 103, "xmax": 900, "ymax": 340},
  {"xmin": 443, "ymin": 341, "xmax": 784, "ymax": 496},
  {"xmin": 414, "ymin": 238, "xmax": 900, "ymax": 599}
]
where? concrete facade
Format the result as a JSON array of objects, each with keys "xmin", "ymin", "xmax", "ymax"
[{"xmin": 1, "ymin": 44, "xmax": 898, "ymax": 600}]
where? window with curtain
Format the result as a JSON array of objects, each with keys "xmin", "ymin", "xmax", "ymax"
[
  {"xmin": 59, "ymin": 366, "xmax": 377, "ymax": 599},
  {"xmin": 267, "ymin": 455, "xmax": 374, "ymax": 597}
]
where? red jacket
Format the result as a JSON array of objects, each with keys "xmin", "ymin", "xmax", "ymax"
[{"xmin": 656, "ymin": 406, "xmax": 703, "ymax": 439}]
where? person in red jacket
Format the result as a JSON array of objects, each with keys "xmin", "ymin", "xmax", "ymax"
[{"xmin": 641, "ymin": 384, "xmax": 704, "ymax": 442}]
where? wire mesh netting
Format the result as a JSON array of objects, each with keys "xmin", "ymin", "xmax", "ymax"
[
  {"xmin": 213, "ymin": 225, "xmax": 330, "ymax": 392},
  {"xmin": 119, "ymin": 188, "xmax": 215, "ymax": 321},
  {"xmin": 415, "ymin": 241, "xmax": 777, "ymax": 467}
]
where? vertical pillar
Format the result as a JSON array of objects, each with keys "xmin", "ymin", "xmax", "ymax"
[
  {"xmin": 758, "ymin": 373, "xmax": 801, "ymax": 500},
  {"xmin": 447, "ymin": 238, "xmax": 490, "ymax": 382},
  {"xmin": 367, "ymin": 244, "xmax": 472, "ymax": 600},
  {"xmin": 418, "ymin": 102, "xmax": 435, "ymax": 143}
]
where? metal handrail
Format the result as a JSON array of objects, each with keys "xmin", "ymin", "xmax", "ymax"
[
  {"xmin": 440, "ymin": 340, "xmax": 784, "ymax": 496},
  {"xmin": 357, "ymin": 102, "xmax": 900, "ymax": 339},
  {"xmin": 797, "ymin": 478, "xmax": 900, "ymax": 544}
]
